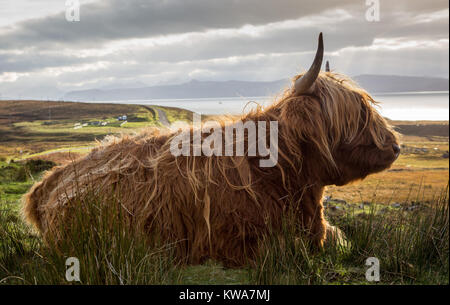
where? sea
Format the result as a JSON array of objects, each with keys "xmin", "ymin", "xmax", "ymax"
[{"xmin": 85, "ymin": 91, "xmax": 449, "ymax": 121}]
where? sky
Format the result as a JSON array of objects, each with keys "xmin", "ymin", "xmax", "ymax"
[{"xmin": 0, "ymin": 0, "xmax": 448, "ymax": 99}]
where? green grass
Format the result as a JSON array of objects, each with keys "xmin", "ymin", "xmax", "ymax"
[
  {"xmin": 0, "ymin": 160, "xmax": 448, "ymax": 285},
  {"xmin": 249, "ymin": 192, "xmax": 449, "ymax": 285},
  {"xmin": 394, "ymin": 154, "xmax": 449, "ymax": 169},
  {"xmin": 0, "ymin": 188, "xmax": 181, "ymax": 285},
  {"xmin": 177, "ymin": 261, "xmax": 250, "ymax": 285},
  {"xmin": 0, "ymin": 103, "xmax": 195, "ymax": 159},
  {"xmin": 158, "ymin": 106, "xmax": 194, "ymax": 124},
  {"xmin": 0, "ymin": 160, "xmax": 55, "ymax": 204},
  {"xmin": 11, "ymin": 105, "xmax": 192, "ymax": 135}
]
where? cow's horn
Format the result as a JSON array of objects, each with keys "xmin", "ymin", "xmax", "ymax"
[{"xmin": 294, "ymin": 32, "xmax": 324, "ymax": 95}]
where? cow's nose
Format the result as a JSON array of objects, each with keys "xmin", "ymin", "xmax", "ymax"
[{"xmin": 392, "ymin": 144, "xmax": 401, "ymax": 155}]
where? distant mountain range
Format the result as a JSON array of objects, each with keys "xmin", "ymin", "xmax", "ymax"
[
  {"xmin": 64, "ymin": 75, "xmax": 449, "ymax": 101},
  {"xmin": 354, "ymin": 75, "xmax": 449, "ymax": 94}
]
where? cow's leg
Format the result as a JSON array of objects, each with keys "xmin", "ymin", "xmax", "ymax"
[{"xmin": 298, "ymin": 188, "xmax": 327, "ymax": 248}]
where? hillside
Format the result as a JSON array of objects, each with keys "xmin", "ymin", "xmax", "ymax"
[
  {"xmin": 391, "ymin": 121, "xmax": 449, "ymax": 138},
  {"xmin": 0, "ymin": 100, "xmax": 193, "ymax": 157},
  {"xmin": 63, "ymin": 75, "xmax": 449, "ymax": 101},
  {"xmin": 0, "ymin": 100, "xmax": 142, "ymax": 124},
  {"xmin": 64, "ymin": 79, "xmax": 289, "ymax": 101},
  {"xmin": 354, "ymin": 75, "xmax": 449, "ymax": 93}
]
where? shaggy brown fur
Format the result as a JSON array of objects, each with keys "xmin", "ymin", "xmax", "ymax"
[{"xmin": 23, "ymin": 72, "xmax": 399, "ymax": 266}]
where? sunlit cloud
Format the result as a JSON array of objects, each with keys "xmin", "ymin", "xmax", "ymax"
[{"xmin": 0, "ymin": 0, "xmax": 448, "ymax": 99}]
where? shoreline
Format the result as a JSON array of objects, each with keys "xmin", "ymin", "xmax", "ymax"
[{"xmin": 1, "ymin": 99, "xmax": 449, "ymax": 122}]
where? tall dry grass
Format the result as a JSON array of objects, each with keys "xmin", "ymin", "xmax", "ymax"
[
  {"xmin": 1, "ymin": 180, "xmax": 448, "ymax": 284},
  {"xmin": 0, "ymin": 188, "xmax": 181, "ymax": 284},
  {"xmin": 250, "ymin": 185, "xmax": 449, "ymax": 284}
]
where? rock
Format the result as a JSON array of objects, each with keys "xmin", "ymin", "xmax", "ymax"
[
  {"xmin": 328, "ymin": 205, "xmax": 344, "ymax": 211},
  {"xmin": 391, "ymin": 203, "xmax": 401, "ymax": 208},
  {"xmin": 357, "ymin": 212, "xmax": 369, "ymax": 219},
  {"xmin": 377, "ymin": 208, "xmax": 388, "ymax": 215},
  {"xmin": 405, "ymin": 205, "xmax": 419, "ymax": 211},
  {"xmin": 326, "ymin": 205, "xmax": 346, "ymax": 216},
  {"xmin": 333, "ymin": 199, "xmax": 347, "ymax": 205},
  {"xmin": 442, "ymin": 151, "xmax": 449, "ymax": 158}
]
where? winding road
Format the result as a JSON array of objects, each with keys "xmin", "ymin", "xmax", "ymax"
[
  {"xmin": 154, "ymin": 108, "xmax": 170, "ymax": 127},
  {"xmin": 142, "ymin": 106, "xmax": 170, "ymax": 127}
]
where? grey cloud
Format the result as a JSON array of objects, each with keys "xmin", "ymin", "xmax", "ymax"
[
  {"xmin": 1, "ymin": 43, "xmax": 447, "ymax": 100},
  {"xmin": 22, "ymin": 45, "xmax": 448, "ymax": 91},
  {"xmin": 0, "ymin": 0, "xmax": 448, "ymax": 99},
  {"xmin": 0, "ymin": 0, "xmax": 355, "ymax": 50},
  {"xmin": 3, "ymin": 7, "xmax": 445, "ymax": 75},
  {"xmin": 1, "ymin": 0, "xmax": 447, "ymax": 51},
  {"xmin": 0, "ymin": 51, "xmax": 96, "ymax": 73}
]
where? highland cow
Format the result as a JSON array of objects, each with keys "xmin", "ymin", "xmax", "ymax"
[{"xmin": 23, "ymin": 33, "xmax": 400, "ymax": 266}]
